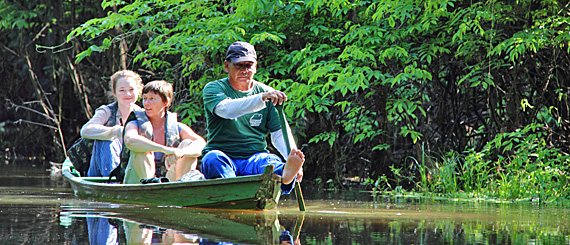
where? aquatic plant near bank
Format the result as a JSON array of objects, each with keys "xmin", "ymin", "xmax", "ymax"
[
  {"xmin": 481, "ymin": 124, "xmax": 570, "ymax": 202},
  {"xmin": 372, "ymin": 123, "xmax": 570, "ymax": 202}
]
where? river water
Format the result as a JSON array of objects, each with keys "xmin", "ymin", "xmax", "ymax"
[{"xmin": 1, "ymin": 161, "xmax": 570, "ymax": 244}]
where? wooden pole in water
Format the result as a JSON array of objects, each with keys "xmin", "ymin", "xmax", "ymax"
[{"xmin": 276, "ymin": 105, "xmax": 306, "ymax": 211}]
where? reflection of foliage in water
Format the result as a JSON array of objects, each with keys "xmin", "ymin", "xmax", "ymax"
[{"xmin": 297, "ymin": 199, "xmax": 570, "ymax": 244}]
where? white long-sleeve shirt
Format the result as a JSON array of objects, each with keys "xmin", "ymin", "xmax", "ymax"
[{"xmin": 214, "ymin": 96, "xmax": 296, "ymax": 159}]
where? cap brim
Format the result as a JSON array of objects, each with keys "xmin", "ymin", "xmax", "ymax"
[{"xmin": 230, "ymin": 56, "xmax": 257, "ymax": 63}]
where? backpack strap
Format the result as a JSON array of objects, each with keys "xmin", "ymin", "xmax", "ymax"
[
  {"xmin": 103, "ymin": 102, "xmax": 119, "ymax": 127},
  {"xmin": 164, "ymin": 111, "xmax": 181, "ymax": 148}
]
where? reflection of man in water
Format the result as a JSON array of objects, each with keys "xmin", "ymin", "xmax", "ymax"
[{"xmin": 280, "ymin": 230, "xmax": 294, "ymax": 245}]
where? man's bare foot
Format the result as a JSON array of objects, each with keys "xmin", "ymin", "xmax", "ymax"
[{"xmin": 282, "ymin": 149, "xmax": 305, "ymax": 184}]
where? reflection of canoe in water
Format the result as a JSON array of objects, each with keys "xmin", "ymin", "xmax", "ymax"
[
  {"xmin": 62, "ymin": 205, "xmax": 298, "ymax": 244},
  {"xmin": 61, "ymin": 158, "xmax": 282, "ymax": 210},
  {"xmin": 119, "ymin": 208, "xmax": 285, "ymax": 244}
]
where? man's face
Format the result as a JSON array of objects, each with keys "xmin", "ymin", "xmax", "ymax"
[{"xmin": 225, "ymin": 60, "xmax": 257, "ymax": 84}]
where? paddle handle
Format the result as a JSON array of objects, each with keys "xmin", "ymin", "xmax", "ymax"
[
  {"xmin": 276, "ymin": 105, "xmax": 306, "ymax": 212},
  {"xmin": 294, "ymin": 181, "xmax": 306, "ymax": 211}
]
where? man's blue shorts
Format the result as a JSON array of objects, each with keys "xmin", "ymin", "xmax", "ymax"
[{"xmin": 201, "ymin": 150, "xmax": 296, "ymax": 194}]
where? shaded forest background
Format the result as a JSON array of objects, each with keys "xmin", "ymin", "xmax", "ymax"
[{"xmin": 1, "ymin": 0, "xmax": 569, "ymax": 191}]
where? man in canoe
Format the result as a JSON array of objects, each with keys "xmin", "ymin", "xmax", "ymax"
[
  {"xmin": 201, "ymin": 41, "xmax": 305, "ymax": 194},
  {"xmin": 121, "ymin": 80, "xmax": 206, "ymax": 184}
]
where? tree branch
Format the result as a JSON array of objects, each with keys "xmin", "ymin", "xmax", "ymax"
[
  {"xmin": 25, "ymin": 55, "xmax": 68, "ymax": 156},
  {"xmin": 12, "ymin": 119, "xmax": 59, "ymax": 131},
  {"xmin": 5, "ymin": 99, "xmax": 59, "ymax": 125}
]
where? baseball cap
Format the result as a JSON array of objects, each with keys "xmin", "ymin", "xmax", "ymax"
[{"xmin": 225, "ymin": 41, "xmax": 257, "ymax": 63}]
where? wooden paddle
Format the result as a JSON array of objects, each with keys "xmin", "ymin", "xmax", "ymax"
[{"xmin": 276, "ymin": 104, "xmax": 306, "ymax": 211}]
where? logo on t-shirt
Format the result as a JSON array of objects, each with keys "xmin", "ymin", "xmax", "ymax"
[{"xmin": 250, "ymin": 113, "xmax": 263, "ymax": 127}]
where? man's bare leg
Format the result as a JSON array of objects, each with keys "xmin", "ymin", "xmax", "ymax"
[{"xmin": 282, "ymin": 149, "xmax": 305, "ymax": 184}]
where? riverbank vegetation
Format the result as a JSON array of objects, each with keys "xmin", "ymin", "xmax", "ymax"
[
  {"xmin": 374, "ymin": 123, "xmax": 570, "ymax": 203},
  {"xmin": 2, "ymin": 0, "xmax": 569, "ymax": 201}
]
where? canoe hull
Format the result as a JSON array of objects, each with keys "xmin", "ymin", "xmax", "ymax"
[{"xmin": 62, "ymin": 158, "xmax": 282, "ymax": 210}]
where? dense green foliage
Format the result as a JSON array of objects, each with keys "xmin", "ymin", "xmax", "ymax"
[
  {"xmin": 392, "ymin": 123, "xmax": 570, "ymax": 203},
  {"xmin": 2, "ymin": 0, "xmax": 570, "ymax": 201}
]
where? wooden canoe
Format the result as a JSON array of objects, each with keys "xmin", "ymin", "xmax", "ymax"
[{"xmin": 61, "ymin": 158, "xmax": 282, "ymax": 210}]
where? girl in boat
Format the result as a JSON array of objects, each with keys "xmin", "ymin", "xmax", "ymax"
[
  {"xmin": 80, "ymin": 70, "xmax": 144, "ymax": 177},
  {"xmin": 122, "ymin": 80, "xmax": 206, "ymax": 184}
]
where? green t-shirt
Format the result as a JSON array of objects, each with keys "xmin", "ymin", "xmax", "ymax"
[{"xmin": 202, "ymin": 77, "xmax": 281, "ymax": 158}]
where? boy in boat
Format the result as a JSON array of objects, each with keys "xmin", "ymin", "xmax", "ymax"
[
  {"xmin": 121, "ymin": 80, "xmax": 206, "ymax": 184},
  {"xmin": 201, "ymin": 41, "xmax": 305, "ymax": 194}
]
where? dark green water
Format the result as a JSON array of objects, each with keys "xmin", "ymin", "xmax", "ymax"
[{"xmin": 1, "ymin": 161, "xmax": 569, "ymax": 244}]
